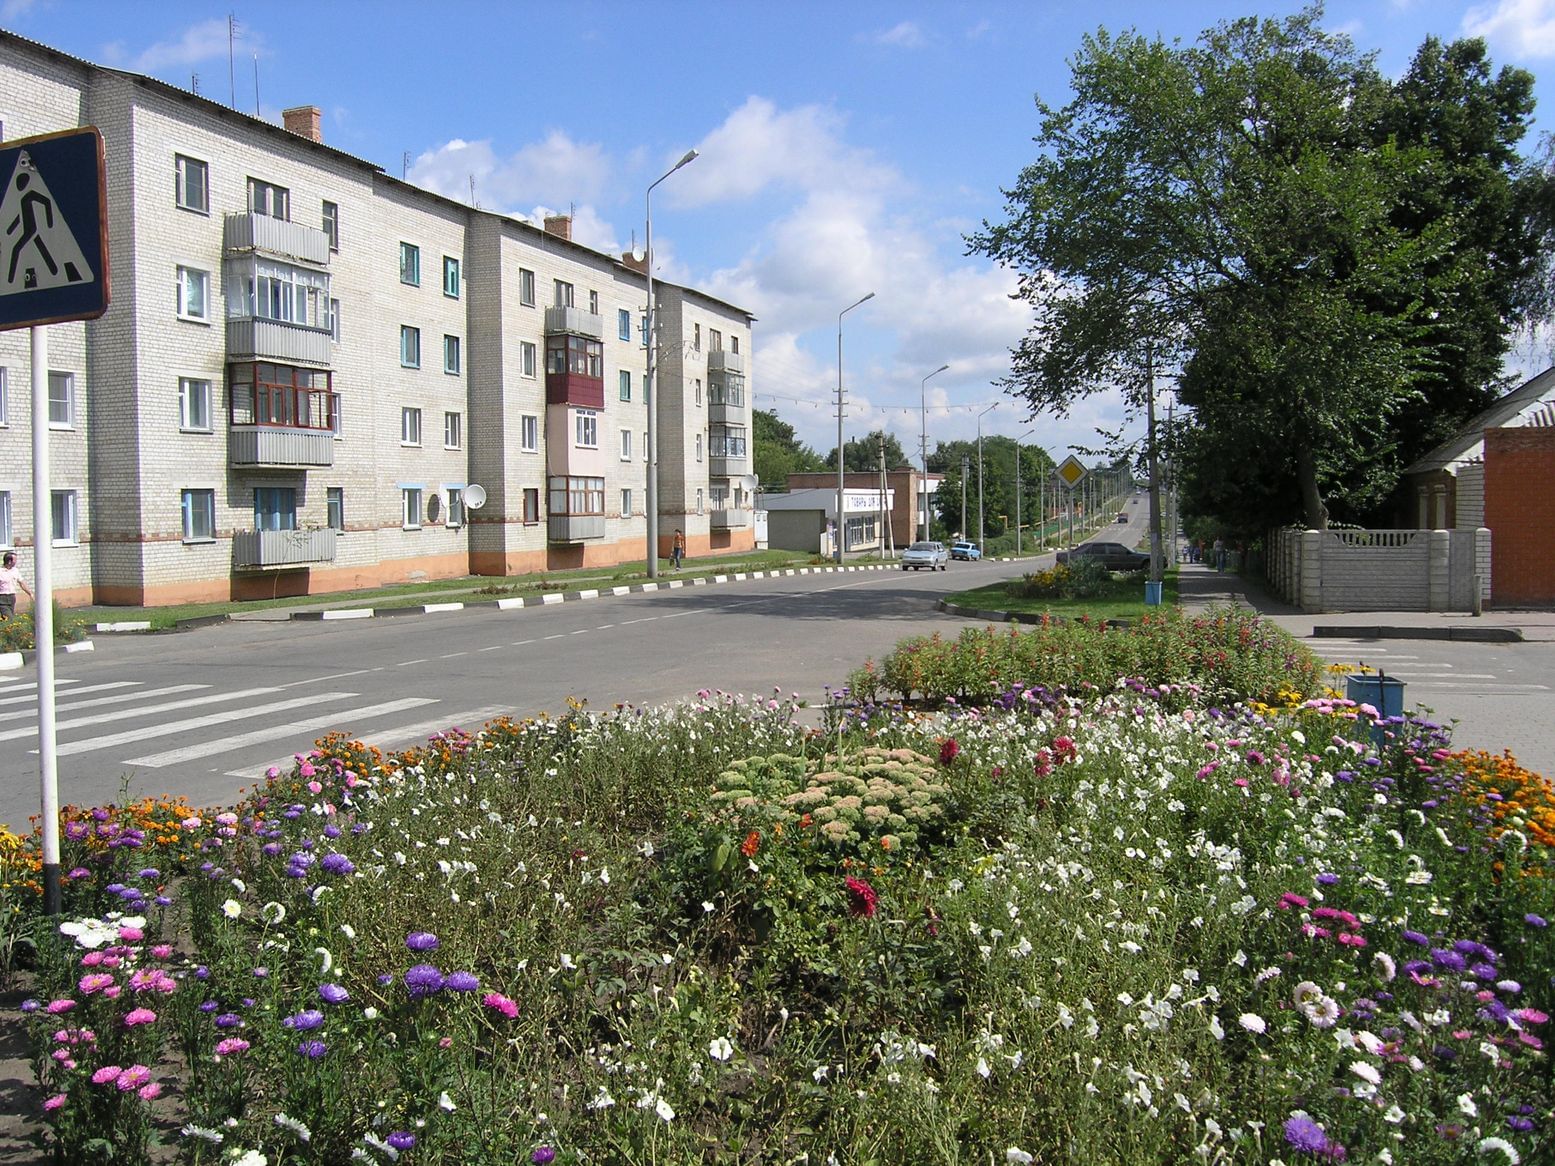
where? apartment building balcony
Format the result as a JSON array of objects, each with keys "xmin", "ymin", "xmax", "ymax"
[
  {"xmin": 228, "ymin": 425, "xmax": 334, "ymax": 468},
  {"xmin": 226, "ymin": 317, "xmax": 332, "ymax": 366},
  {"xmin": 223, "ymin": 212, "xmax": 331, "ymax": 266},
  {"xmin": 708, "ymin": 348, "xmax": 745, "ymax": 375},
  {"xmin": 547, "ymin": 515, "xmax": 607, "ymax": 543},
  {"xmin": 710, "ymin": 509, "xmax": 748, "ymax": 530},
  {"xmin": 708, "ymin": 390, "xmax": 745, "ymax": 425},
  {"xmin": 709, "ymin": 453, "xmax": 749, "ymax": 478},
  {"xmin": 232, "ymin": 527, "xmax": 337, "ymax": 570},
  {"xmin": 544, "ymin": 304, "xmax": 604, "ymax": 340}
]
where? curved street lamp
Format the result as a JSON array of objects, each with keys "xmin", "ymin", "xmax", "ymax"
[
  {"xmin": 644, "ymin": 147, "xmax": 699, "ymax": 579},
  {"xmin": 920, "ymin": 363, "xmax": 948, "ymax": 542},
  {"xmin": 834, "ymin": 291, "xmax": 875, "ymax": 562}
]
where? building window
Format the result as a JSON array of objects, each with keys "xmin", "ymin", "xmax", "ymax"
[
  {"xmin": 553, "ymin": 279, "xmax": 574, "ymax": 307},
  {"xmin": 51, "ymin": 489, "xmax": 79, "ymax": 545},
  {"xmin": 247, "ymin": 177, "xmax": 289, "ymax": 220},
  {"xmin": 521, "ymin": 414, "xmax": 538, "ymax": 452},
  {"xmin": 443, "ymin": 334, "xmax": 461, "ymax": 375},
  {"xmin": 402, "ymin": 487, "xmax": 423, "ymax": 529},
  {"xmin": 731, "ymin": 336, "xmax": 740, "ymax": 354},
  {"xmin": 400, "ymin": 325, "xmax": 421, "ymax": 368},
  {"xmin": 179, "ymin": 377, "xmax": 212, "ymax": 431},
  {"xmin": 0, "ymin": 367, "xmax": 8, "ymax": 426},
  {"xmin": 47, "ymin": 371, "xmax": 74, "ymax": 428},
  {"xmin": 588, "ymin": 290, "xmax": 599, "ymax": 314},
  {"xmin": 329, "ymin": 298, "xmax": 341, "ymax": 342},
  {"xmin": 575, "ymin": 410, "xmax": 598, "ymax": 449},
  {"xmin": 444, "ymin": 411, "xmax": 462, "ymax": 449},
  {"xmin": 695, "ymin": 378, "xmax": 703, "ymax": 406},
  {"xmin": 0, "ymin": 491, "xmax": 10, "ymax": 548},
  {"xmin": 322, "ymin": 201, "xmax": 339, "ymax": 251},
  {"xmin": 522, "ymin": 487, "xmax": 540, "ymax": 523},
  {"xmin": 401, "ymin": 407, "xmax": 422, "ymax": 446},
  {"xmin": 693, "ymin": 323, "xmax": 701, "ymax": 351},
  {"xmin": 254, "ymin": 486, "xmax": 297, "ymax": 531},
  {"xmin": 231, "ymin": 263, "xmax": 329, "ymax": 327},
  {"xmin": 640, "ymin": 314, "xmax": 648, "ymax": 347},
  {"xmin": 619, "ymin": 370, "xmax": 631, "ymax": 402},
  {"xmin": 329, "ymin": 392, "xmax": 343, "ymax": 437},
  {"xmin": 545, "ymin": 334, "xmax": 603, "ymax": 379},
  {"xmin": 519, "ymin": 268, "xmax": 535, "ymax": 306},
  {"xmin": 642, "ymin": 431, "xmax": 648, "ymax": 462},
  {"xmin": 521, "ymin": 341, "xmax": 537, "ymax": 378},
  {"xmin": 618, "ymin": 308, "xmax": 631, "ymax": 341},
  {"xmin": 548, "ymin": 475, "xmax": 605, "ymax": 518},
  {"xmin": 327, "ymin": 487, "xmax": 344, "ymax": 532},
  {"xmin": 710, "ymin": 328, "xmax": 722, "ymax": 351},
  {"xmin": 229, "ymin": 363, "xmax": 334, "ymax": 430},
  {"xmin": 710, "ymin": 423, "xmax": 748, "ymax": 458},
  {"xmin": 446, "ymin": 486, "xmax": 464, "ymax": 528},
  {"xmin": 177, "ymin": 266, "xmax": 210, "ymax": 321},
  {"xmin": 620, "ymin": 429, "xmax": 632, "ymax": 460},
  {"xmin": 399, "ymin": 242, "xmax": 421, "ymax": 286},
  {"xmin": 181, "ymin": 489, "xmax": 215, "ymax": 541},
  {"xmin": 695, "ymin": 432, "xmax": 703, "ymax": 462},
  {"xmin": 621, "ymin": 488, "xmax": 632, "ymax": 516},
  {"xmin": 176, "ymin": 155, "xmax": 209, "ymax": 213},
  {"xmin": 696, "ymin": 487, "xmax": 704, "ymax": 514},
  {"xmin": 443, "ymin": 256, "xmax": 460, "ymax": 298}
]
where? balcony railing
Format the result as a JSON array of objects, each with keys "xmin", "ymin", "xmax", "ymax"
[
  {"xmin": 233, "ymin": 527, "xmax": 337, "ymax": 570},
  {"xmin": 226, "ymin": 317, "xmax": 332, "ymax": 366},
  {"xmin": 547, "ymin": 515, "xmax": 607, "ymax": 543},
  {"xmin": 708, "ymin": 349, "xmax": 746, "ymax": 374},
  {"xmin": 229, "ymin": 426, "xmax": 334, "ymax": 468},
  {"xmin": 709, "ymin": 453, "xmax": 749, "ymax": 478},
  {"xmin": 710, "ymin": 509, "xmax": 748, "ymax": 530},
  {"xmin": 544, "ymin": 304, "xmax": 604, "ymax": 340},
  {"xmin": 223, "ymin": 213, "xmax": 331, "ymax": 266}
]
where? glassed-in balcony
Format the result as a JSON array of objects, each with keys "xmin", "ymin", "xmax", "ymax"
[{"xmin": 232, "ymin": 527, "xmax": 336, "ymax": 569}]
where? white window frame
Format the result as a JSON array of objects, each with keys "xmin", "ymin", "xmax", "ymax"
[
  {"xmin": 47, "ymin": 371, "xmax": 74, "ymax": 429},
  {"xmin": 521, "ymin": 414, "xmax": 539, "ymax": 453},
  {"xmin": 0, "ymin": 366, "xmax": 8, "ymax": 426},
  {"xmin": 399, "ymin": 242, "xmax": 421, "ymax": 286},
  {"xmin": 179, "ymin": 377, "xmax": 212, "ymax": 431},
  {"xmin": 329, "ymin": 298, "xmax": 341, "ymax": 343},
  {"xmin": 322, "ymin": 201, "xmax": 340, "ymax": 251},
  {"xmin": 402, "ymin": 486, "xmax": 423, "ymax": 530},
  {"xmin": 177, "ymin": 266, "xmax": 210, "ymax": 322},
  {"xmin": 446, "ymin": 486, "xmax": 464, "ymax": 528},
  {"xmin": 326, "ymin": 487, "xmax": 345, "ymax": 532},
  {"xmin": 522, "ymin": 487, "xmax": 540, "ymax": 524},
  {"xmin": 620, "ymin": 428, "xmax": 632, "ymax": 461},
  {"xmin": 51, "ymin": 489, "xmax": 79, "ymax": 546},
  {"xmin": 181, "ymin": 488, "xmax": 216, "ymax": 542},
  {"xmin": 695, "ymin": 378, "xmax": 703, "ymax": 406},
  {"xmin": 400, "ymin": 325, "xmax": 421, "ymax": 369},
  {"xmin": 693, "ymin": 323, "xmax": 701, "ymax": 351},
  {"xmin": 176, "ymin": 154, "xmax": 209, "ymax": 213},
  {"xmin": 247, "ymin": 177, "xmax": 289, "ymax": 220},
  {"xmin": 519, "ymin": 268, "xmax": 536, "ymax": 306},
  {"xmin": 588, "ymin": 289, "xmax": 599, "ymax": 314},
  {"xmin": 618, "ymin": 370, "xmax": 631, "ymax": 402},
  {"xmin": 696, "ymin": 432, "xmax": 703, "ymax": 462},
  {"xmin": 521, "ymin": 341, "xmax": 537, "ymax": 378},
  {"xmin": 642, "ymin": 431, "xmax": 648, "ymax": 462},
  {"xmin": 443, "ymin": 334, "xmax": 461, "ymax": 375},
  {"xmin": 443, "ymin": 256, "xmax": 460, "ymax": 298},
  {"xmin": 621, "ymin": 488, "xmax": 632, "ymax": 516},
  {"xmin": 0, "ymin": 491, "xmax": 10, "ymax": 549},
  {"xmin": 401, "ymin": 406, "xmax": 423, "ymax": 447},
  {"xmin": 696, "ymin": 487, "xmax": 704, "ymax": 515},
  {"xmin": 443, "ymin": 410, "xmax": 462, "ymax": 450},
  {"xmin": 575, "ymin": 409, "xmax": 598, "ymax": 449},
  {"xmin": 553, "ymin": 279, "xmax": 574, "ymax": 307}
]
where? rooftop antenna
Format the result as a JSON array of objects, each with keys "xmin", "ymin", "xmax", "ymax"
[
  {"xmin": 469, "ymin": 174, "xmax": 477, "ymax": 207},
  {"xmin": 191, "ymin": 72, "xmax": 199, "ymax": 95},
  {"xmin": 227, "ymin": 14, "xmax": 238, "ymax": 108},
  {"xmin": 403, "ymin": 151, "xmax": 411, "ymax": 180},
  {"xmin": 253, "ymin": 53, "xmax": 260, "ymax": 117}
]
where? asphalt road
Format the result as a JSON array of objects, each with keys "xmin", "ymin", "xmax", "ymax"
[{"xmin": 0, "ymin": 559, "xmax": 1019, "ymax": 830}]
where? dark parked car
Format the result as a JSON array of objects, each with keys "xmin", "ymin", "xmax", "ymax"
[{"xmin": 1055, "ymin": 541, "xmax": 1150, "ymax": 572}]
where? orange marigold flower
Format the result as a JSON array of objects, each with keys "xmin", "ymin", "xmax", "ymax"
[{"xmin": 740, "ymin": 830, "xmax": 761, "ymax": 858}]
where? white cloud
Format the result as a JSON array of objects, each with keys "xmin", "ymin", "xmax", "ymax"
[
  {"xmin": 125, "ymin": 18, "xmax": 246, "ymax": 72},
  {"xmin": 869, "ymin": 21, "xmax": 926, "ymax": 49},
  {"xmin": 1463, "ymin": 0, "xmax": 1555, "ymax": 57},
  {"xmin": 1, "ymin": 0, "xmax": 38, "ymax": 23},
  {"xmin": 408, "ymin": 131, "xmax": 611, "ymax": 218}
]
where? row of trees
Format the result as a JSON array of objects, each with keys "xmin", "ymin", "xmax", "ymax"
[{"xmin": 969, "ymin": 6, "xmax": 1555, "ymax": 537}]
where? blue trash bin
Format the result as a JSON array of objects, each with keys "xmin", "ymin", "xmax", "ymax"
[
  {"xmin": 1144, "ymin": 580, "xmax": 1164, "ymax": 606},
  {"xmin": 1346, "ymin": 674, "xmax": 1405, "ymax": 746}
]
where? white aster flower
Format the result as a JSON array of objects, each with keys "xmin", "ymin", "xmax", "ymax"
[
  {"xmin": 1349, "ymin": 1060, "xmax": 1381, "ymax": 1086},
  {"xmin": 708, "ymin": 1037, "xmax": 734, "ymax": 1063},
  {"xmin": 221, "ymin": 899, "xmax": 242, "ymax": 919},
  {"xmin": 1457, "ymin": 1093, "xmax": 1478, "ymax": 1118},
  {"xmin": 1477, "ymin": 1135, "xmax": 1520, "ymax": 1164},
  {"xmin": 1238, "ymin": 1013, "xmax": 1266, "ymax": 1035},
  {"xmin": 1006, "ymin": 1150, "xmax": 1034, "ymax": 1165}
]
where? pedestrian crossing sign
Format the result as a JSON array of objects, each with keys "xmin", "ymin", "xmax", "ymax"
[{"xmin": 0, "ymin": 127, "xmax": 109, "ymax": 331}]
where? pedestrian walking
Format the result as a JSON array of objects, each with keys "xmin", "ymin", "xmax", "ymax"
[
  {"xmin": 672, "ymin": 528, "xmax": 685, "ymax": 571},
  {"xmin": 1213, "ymin": 537, "xmax": 1226, "ymax": 573},
  {"xmin": 0, "ymin": 551, "xmax": 33, "ymax": 619}
]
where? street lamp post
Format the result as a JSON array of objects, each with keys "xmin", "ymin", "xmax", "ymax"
[
  {"xmin": 835, "ymin": 292, "xmax": 875, "ymax": 563},
  {"xmin": 976, "ymin": 402, "xmax": 998, "ymax": 554},
  {"xmin": 919, "ymin": 363, "xmax": 948, "ymax": 542},
  {"xmin": 1015, "ymin": 427, "xmax": 1034, "ymax": 556},
  {"xmin": 644, "ymin": 147, "xmax": 699, "ymax": 580}
]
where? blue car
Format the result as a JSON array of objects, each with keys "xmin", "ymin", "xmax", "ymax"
[{"xmin": 949, "ymin": 540, "xmax": 982, "ymax": 561}]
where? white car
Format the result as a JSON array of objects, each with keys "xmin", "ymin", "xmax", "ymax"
[{"xmin": 901, "ymin": 541, "xmax": 949, "ymax": 571}]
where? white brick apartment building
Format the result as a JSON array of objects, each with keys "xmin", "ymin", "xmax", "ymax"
[{"xmin": 0, "ymin": 31, "xmax": 754, "ymax": 606}]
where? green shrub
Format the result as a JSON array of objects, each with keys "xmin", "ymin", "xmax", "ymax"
[
  {"xmin": 0, "ymin": 603, "xmax": 88, "ymax": 652},
  {"xmin": 1008, "ymin": 556, "xmax": 1112, "ymax": 600}
]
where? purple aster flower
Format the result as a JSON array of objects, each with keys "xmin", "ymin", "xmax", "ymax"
[
  {"xmin": 136, "ymin": 868, "xmax": 160, "ymax": 880},
  {"xmin": 296, "ymin": 1039, "xmax": 327, "ymax": 1059},
  {"xmin": 376, "ymin": 973, "xmax": 395, "ymax": 987},
  {"xmin": 1284, "ymin": 1114, "xmax": 1329, "ymax": 1153},
  {"xmin": 444, "ymin": 970, "xmax": 480, "ymax": 992},
  {"xmin": 404, "ymin": 964, "xmax": 444, "ymax": 998},
  {"xmin": 214, "ymin": 1013, "xmax": 243, "ymax": 1029},
  {"xmin": 1508, "ymin": 1117, "xmax": 1535, "ymax": 1132},
  {"xmin": 387, "ymin": 1132, "xmax": 416, "ymax": 1151},
  {"xmin": 199, "ymin": 1000, "xmax": 218, "ymax": 1013},
  {"xmin": 1316, "ymin": 873, "xmax": 1339, "ymax": 886},
  {"xmin": 1470, "ymin": 962, "xmax": 1498, "ymax": 980},
  {"xmin": 284, "ymin": 1009, "xmax": 325, "ymax": 1031},
  {"xmin": 318, "ymin": 983, "xmax": 350, "ymax": 1005},
  {"xmin": 1402, "ymin": 930, "xmax": 1430, "ymax": 947},
  {"xmin": 319, "ymin": 853, "xmax": 355, "ymax": 876},
  {"xmin": 1430, "ymin": 948, "xmax": 1466, "ymax": 973},
  {"xmin": 405, "ymin": 931, "xmax": 439, "ymax": 952},
  {"xmin": 532, "ymin": 1148, "xmax": 556, "ymax": 1165},
  {"xmin": 1526, "ymin": 914, "xmax": 1548, "ymax": 929}
]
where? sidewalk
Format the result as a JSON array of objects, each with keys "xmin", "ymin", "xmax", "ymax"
[{"xmin": 1174, "ymin": 559, "xmax": 1555, "ymax": 644}]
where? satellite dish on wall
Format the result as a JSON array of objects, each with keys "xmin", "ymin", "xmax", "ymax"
[{"xmin": 464, "ymin": 483, "xmax": 487, "ymax": 510}]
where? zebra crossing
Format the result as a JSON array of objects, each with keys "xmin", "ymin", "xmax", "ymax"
[
  {"xmin": 1306, "ymin": 640, "xmax": 1550, "ymax": 695},
  {"xmin": 0, "ymin": 673, "xmax": 477, "ymax": 777}
]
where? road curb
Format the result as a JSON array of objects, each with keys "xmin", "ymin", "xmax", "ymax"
[{"xmin": 1312, "ymin": 625, "xmax": 1524, "ymax": 643}]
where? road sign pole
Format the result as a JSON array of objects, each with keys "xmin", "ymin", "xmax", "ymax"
[{"xmin": 31, "ymin": 324, "xmax": 61, "ymax": 914}]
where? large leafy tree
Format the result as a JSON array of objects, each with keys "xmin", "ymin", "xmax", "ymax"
[
  {"xmin": 826, "ymin": 430, "xmax": 910, "ymax": 474},
  {"xmin": 753, "ymin": 408, "xmax": 825, "ymax": 490},
  {"xmin": 970, "ymin": 6, "xmax": 1547, "ymax": 534}
]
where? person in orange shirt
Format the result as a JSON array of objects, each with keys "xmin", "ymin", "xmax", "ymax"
[{"xmin": 671, "ymin": 529, "xmax": 685, "ymax": 570}]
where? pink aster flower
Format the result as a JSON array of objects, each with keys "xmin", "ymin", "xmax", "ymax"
[
  {"xmin": 78, "ymin": 973, "xmax": 115, "ymax": 995},
  {"xmin": 115, "ymin": 1065, "xmax": 150, "ymax": 1092},
  {"xmin": 482, "ymin": 992, "xmax": 519, "ymax": 1019},
  {"xmin": 42, "ymin": 1094, "xmax": 67, "ymax": 1112},
  {"xmin": 122, "ymin": 1008, "xmax": 157, "ymax": 1027},
  {"xmin": 45, "ymin": 999, "xmax": 77, "ymax": 1014},
  {"xmin": 91, "ymin": 1065, "xmax": 123, "ymax": 1086},
  {"xmin": 137, "ymin": 1082, "xmax": 162, "ymax": 1101}
]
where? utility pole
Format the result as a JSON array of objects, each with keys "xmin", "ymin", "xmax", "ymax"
[
  {"xmin": 1146, "ymin": 343, "xmax": 1163, "ymax": 583},
  {"xmin": 960, "ymin": 454, "xmax": 969, "ymax": 539}
]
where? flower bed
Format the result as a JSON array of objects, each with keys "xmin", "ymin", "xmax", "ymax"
[{"xmin": 3, "ymin": 630, "xmax": 1551, "ymax": 1164}]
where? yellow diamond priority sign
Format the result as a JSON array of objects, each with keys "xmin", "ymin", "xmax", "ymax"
[{"xmin": 1056, "ymin": 454, "xmax": 1087, "ymax": 488}]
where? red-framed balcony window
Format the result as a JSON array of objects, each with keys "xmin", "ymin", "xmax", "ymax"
[{"xmin": 229, "ymin": 361, "xmax": 335, "ymax": 429}]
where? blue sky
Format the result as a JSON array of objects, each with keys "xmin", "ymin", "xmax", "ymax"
[{"xmin": 6, "ymin": 0, "xmax": 1554, "ymax": 468}]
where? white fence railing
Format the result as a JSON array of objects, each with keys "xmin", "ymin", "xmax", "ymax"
[{"xmin": 1266, "ymin": 527, "xmax": 1490, "ymax": 613}]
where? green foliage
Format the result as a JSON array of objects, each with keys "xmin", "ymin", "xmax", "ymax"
[
  {"xmin": 754, "ymin": 407, "xmax": 826, "ymax": 487},
  {"xmin": 0, "ymin": 603, "xmax": 88, "ymax": 651},
  {"xmin": 1009, "ymin": 557, "xmax": 1112, "ymax": 600}
]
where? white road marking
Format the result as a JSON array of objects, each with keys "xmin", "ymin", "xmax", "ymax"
[
  {"xmin": 122, "ymin": 697, "xmax": 439, "ymax": 767},
  {"xmin": 0, "ymin": 686, "xmax": 285, "ymax": 743},
  {"xmin": 0, "ymin": 683, "xmax": 209, "ymax": 724},
  {"xmin": 44, "ymin": 692, "xmax": 359, "ymax": 757}
]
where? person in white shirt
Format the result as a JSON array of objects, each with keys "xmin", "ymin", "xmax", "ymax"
[{"xmin": 0, "ymin": 551, "xmax": 33, "ymax": 620}]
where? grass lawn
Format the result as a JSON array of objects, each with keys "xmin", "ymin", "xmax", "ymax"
[{"xmin": 947, "ymin": 567, "xmax": 1180, "ymax": 620}]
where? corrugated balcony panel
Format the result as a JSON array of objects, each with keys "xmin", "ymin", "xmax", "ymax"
[
  {"xmin": 229, "ymin": 426, "xmax": 334, "ymax": 468},
  {"xmin": 226, "ymin": 317, "xmax": 333, "ymax": 366},
  {"xmin": 223, "ymin": 213, "xmax": 331, "ymax": 266},
  {"xmin": 710, "ymin": 509, "xmax": 748, "ymax": 530},
  {"xmin": 545, "ymin": 371, "xmax": 604, "ymax": 409},
  {"xmin": 709, "ymin": 454, "xmax": 749, "ymax": 478},
  {"xmin": 708, "ymin": 349, "xmax": 746, "ymax": 374},
  {"xmin": 232, "ymin": 527, "xmax": 337, "ymax": 569},
  {"xmin": 543, "ymin": 304, "xmax": 605, "ymax": 339},
  {"xmin": 547, "ymin": 515, "xmax": 607, "ymax": 543},
  {"xmin": 708, "ymin": 399, "xmax": 741, "ymax": 424}
]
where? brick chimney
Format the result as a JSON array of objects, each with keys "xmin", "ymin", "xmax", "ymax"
[
  {"xmin": 543, "ymin": 214, "xmax": 572, "ymax": 241},
  {"xmin": 282, "ymin": 105, "xmax": 322, "ymax": 143},
  {"xmin": 621, "ymin": 251, "xmax": 647, "ymax": 274}
]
